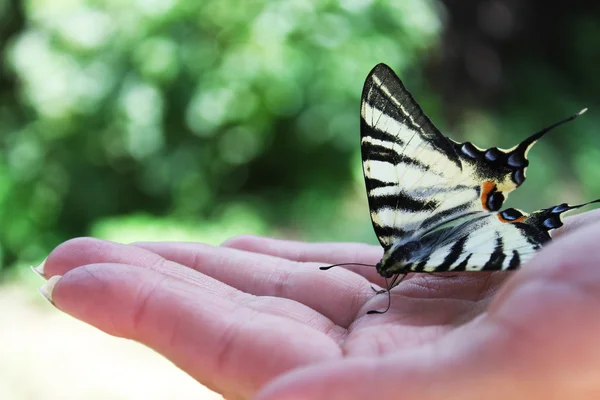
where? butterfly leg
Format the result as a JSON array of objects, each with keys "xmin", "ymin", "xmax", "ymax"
[
  {"xmin": 388, "ymin": 273, "xmax": 408, "ymax": 290},
  {"xmin": 370, "ymin": 285, "xmax": 387, "ymax": 294},
  {"xmin": 367, "ymin": 274, "xmax": 408, "ymax": 314}
]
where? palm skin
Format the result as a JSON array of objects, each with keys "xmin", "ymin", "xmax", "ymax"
[{"xmin": 42, "ymin": 209, "xmax": 600, "ymax": 400}]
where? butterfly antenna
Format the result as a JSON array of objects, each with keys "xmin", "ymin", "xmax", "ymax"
[{"xmin": 319, "ymin": 262, "xmax": 376, "ymax": 271}]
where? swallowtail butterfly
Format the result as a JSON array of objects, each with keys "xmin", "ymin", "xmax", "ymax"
[{"xmin": 323, "ymin": 63, "xmax": 598, "ymax": 313}]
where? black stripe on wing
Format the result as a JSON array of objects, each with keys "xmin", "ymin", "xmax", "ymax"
[
  {"xmin": 507, "ymin": 250, "xmax": 520, "ymax": 270},
  {"xmin": 361, "ymin": 141, "xmax": 432, "ymax": 170},
  {"xmin": 363, "ymin": 125, "xmax": 406, "ymax": 144},
  {"xmin": 361, "ymin": 63, "xmax": 462, "ymax": 169},
  {"xmin": 452, "ymin": 254, "xmax": 472, "ymax": 271},
  {"xmin": 369, "ymin": 193, "xmax": 438, "ymax": 212},
  {"xmin": 513, "ymin": 223, "xmax": 549, "ymax": 249},
  {"xmin": 361, "ymin": 143, "xmax": 398, "ymax": 163},
  {"xmin": 364, "ymin": 177, "xmax": 398, "ymax": 190},
  {"xmin": 373, "ymin": 224, "xmax": 407, "ymax": 238},
  {"xmin": 482, "ymin": 235, "xmax": 506, "ymax": 271},
  {"xmin": 435, "ymin": 235, "xmax": 469, "ymax": 272},
  {"xmin": 412, "ymin": 256, "xmax": 429, "ymax": 272}
]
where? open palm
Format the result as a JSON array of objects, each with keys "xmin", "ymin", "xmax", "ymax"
[{"xmin": 41, "ymin": 209, "xmax": 600, "ymax": 400}]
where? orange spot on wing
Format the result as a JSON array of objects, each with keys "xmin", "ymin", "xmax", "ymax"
[
  {"xmin": 496, "ymin": 214, "xmax": 526, "ymax": 223},
  {"xmin": 480, "ymin": 181, "xmax": 496, "ymax": 211}
]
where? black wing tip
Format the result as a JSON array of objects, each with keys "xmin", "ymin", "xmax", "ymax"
[
  {"xmin": 537, "ymin": 199, "xmax": 600, "ymax": 216},
  {"xmin": 525, "ymin": 198, "xmax": 600, "ymax": 233},
  {"xmin": 370, "ymin": 63, "xmax": 393, "ymax": 74},
  {"xmin": 565, "ymin": 198, "xmax": 600, "ymax": 211},
  {"xmin": 361, "ymin": 63, "xmax": 410, "ymax": 108},
  {"xmin": 364, "ymin": 63, "xmax": 400, "ymax": 88},
  {"xmin": 561, "ymin": 107, "xmax": 588, "ymax": 124}
]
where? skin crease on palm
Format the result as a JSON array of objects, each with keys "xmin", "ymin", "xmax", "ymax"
[{"xmin": 39, "ymin": 208, "xmax": 600, "ymax": 400}]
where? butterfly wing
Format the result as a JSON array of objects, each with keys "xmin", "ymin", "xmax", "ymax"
[
  {"xmin": 407, "ymin": 201, "xmax": 600, "ymax": 273},
  {"xmin": 361, "ymin": 64, "xmax": 465, "ymax": 248},
  {"xmin": 361, "ymin": 63, "xmax": 586, "ymax": 250}
]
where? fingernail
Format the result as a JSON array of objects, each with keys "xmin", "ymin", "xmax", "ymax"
[
  {"xmin": 38, "ymin": 275, "xmax": 62, "ymax": 306},
  {"xmin": 30, "ymin": 258, "xmax": 47, "ymax": 279}
]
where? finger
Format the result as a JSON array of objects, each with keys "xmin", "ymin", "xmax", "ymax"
[
  {"xmin": 257, "ymin": 340, "xmax": 592, "ymax": 400},
  {"xmin": 50, "ymin": 264, "xmax": 342, "ymax": 399},
  {"xmin": 258, "ymin": 232, "xmax": 600, "ymax": 400},
  {"xmin": 220, "ymin": 235, "xmax": 384, "ymax": 283},
  {"xmin": 132, "ymin": 240, "xmax": 373, "ymax": 327},
  {"xmin": 42, "ymin": 238, "xmax": 332, "ymax": 329},
  {"xmin": 257, "ymin": 340, "xmax": 507, "ymax": 400},
  {"xmin": 135, "ymin": 241, "xmax": 511, "ymax": 322},
  {"xmin": 257, "ymin": 221, "xmax": 600, "ymax": 399},
  {"xmin": 221, "ymin": 235, "xmax": 382, "ymax": 265},
  {"xmin": 46, "ymin": 238, "xmax": 371, "ymax": 327},
  {"xmin": 490, "ymin": 214, "xmax": 600, "ymax": 307},
  {"xmin": 135, "ymin": 242, "xmax": 506, "ymax": 323},
  {"xmin": 43, "ymin": 237, "xmax": 220, "ymax": 288}
]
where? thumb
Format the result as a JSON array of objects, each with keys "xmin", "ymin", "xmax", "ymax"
[{"xmin": 256, "ymin": 222, "xmax": 600, "ymax": 400}]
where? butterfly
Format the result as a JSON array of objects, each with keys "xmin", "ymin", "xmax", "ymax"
[{"xmin": 322, "ymin": 63, "xmax": 598, "ymax": 313}]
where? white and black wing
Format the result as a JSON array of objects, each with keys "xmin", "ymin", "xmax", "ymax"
[
  {"xmin": 361, "ymin": 63, "xmax": 586, "ymax": 250},
  {"xmin": 405, "ymin": 201, "xmax": 600, "ymax": 273}
]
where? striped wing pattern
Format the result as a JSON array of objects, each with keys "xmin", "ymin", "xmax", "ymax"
[
  {"xmin": 361, "ymin": 65, "xmax": 468, "ymax": 249},
  {"xmin": 405, "ymin": 202, "xmax": 598, "ymax": 273},
  {"xmin": 361, "ymin": 63, "xmax": 591, "ymax": 278},
  {"xmin": 407, "ymin": 207, "xmax": 558, "ymax": 272}
]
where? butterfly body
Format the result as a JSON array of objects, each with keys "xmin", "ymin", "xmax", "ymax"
[{"xmin": 360, "ymin": 63, "xmax": 596, "ymax": 291}]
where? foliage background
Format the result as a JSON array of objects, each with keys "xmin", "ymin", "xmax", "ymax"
[{"xmin": 1, "ymin": 0, "xmax": 600, "ymax": 272}]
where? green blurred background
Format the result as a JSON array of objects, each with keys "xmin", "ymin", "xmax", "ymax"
[
  {"xmin": 1, "ymin": 0, "xmax": 599, "ymax": 272},
  {"xmin": 1, "ymin": 1, "xmax": 600, "ymax": 398}
]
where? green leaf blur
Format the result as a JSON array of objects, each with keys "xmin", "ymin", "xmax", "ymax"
[{"xmin": 1, "ymin": 1, "xmax": 599, "ymax": 271}]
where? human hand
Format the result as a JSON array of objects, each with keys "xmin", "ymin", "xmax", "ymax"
[{"xmin": 37, "ymin": 209, "xmax": 600, "ymax": 400}]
